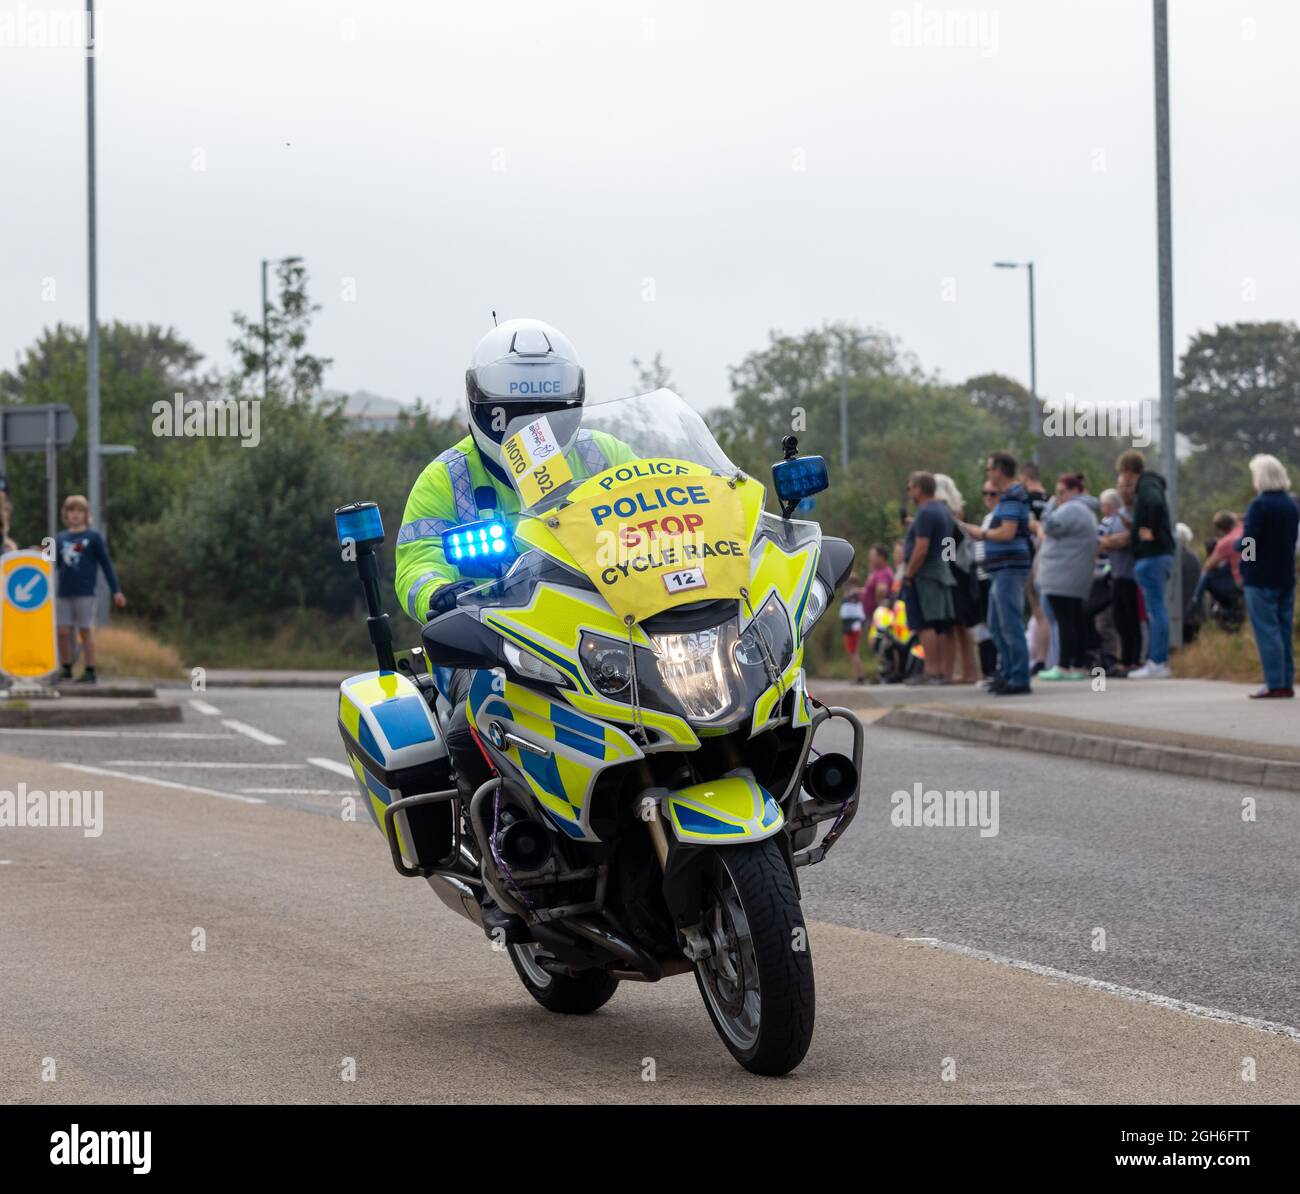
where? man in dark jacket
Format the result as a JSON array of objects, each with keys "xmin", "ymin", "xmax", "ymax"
[
  {"xmin": 1238, "ymin": 454, "xmax": 1299, "ymax": 698},
  {"xmin": 1119, "ymin": 449, "xmax": 1176, "ymax": 678}
]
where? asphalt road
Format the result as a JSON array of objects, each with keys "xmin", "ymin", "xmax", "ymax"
[{"xmin": 1, "ymin": 684, "xmax": 1297, "ymax": 1102}]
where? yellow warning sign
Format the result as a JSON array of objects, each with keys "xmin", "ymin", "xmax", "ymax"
[
  {"xmin": 551, "ymin": 462, "xmax": 750, "ymax": 623},
  {"xmin": 1, "ymin": 550, "xmax": 58, "ymax": 679}
]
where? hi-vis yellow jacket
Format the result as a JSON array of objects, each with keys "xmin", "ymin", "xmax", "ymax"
[{"xmin": 394, "ymin": 429, "xmax": 635, "ymax": 621}]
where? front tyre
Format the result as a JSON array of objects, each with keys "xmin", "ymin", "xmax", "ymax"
[
  {"xmin": 694, "ymin": 838, "xmax": 815, "ymax": 1075},
  {"xmin": 507, "ymin": 942, "xmax": 619, "ymax": 1015}
]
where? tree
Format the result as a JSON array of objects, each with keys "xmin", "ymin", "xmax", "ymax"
[
  {"xmin": 631, "ymin": 351, "xmax": 679, "ymax": 395},
  {"xmin": 229, "ymin": 258, "xmax": 333, "ymax": 403},
  {"xmin": 713, "ymin": 324, "xmax": 931, "ymax": 480},
  {"xmin": 0, "ymin": 322, "xmax": 215, "ymax": 545},
  {"xmin": 962, "ymin": 372, "xmax": 1032, "ymax": 446},
  {"xmin": 1179, "ymin": 321, "xmax": 1300, "ymax": 459},
  {"xmin": 125, "ymin": 403, "xmax": 355, "ymax": 626}
]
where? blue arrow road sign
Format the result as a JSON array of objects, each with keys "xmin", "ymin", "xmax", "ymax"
[{"xmin": 6, "ymin": 565, "xmax": 49, "ymax": 610}]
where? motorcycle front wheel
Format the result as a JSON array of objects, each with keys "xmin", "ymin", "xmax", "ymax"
[{"xmin": 694, "ymin": 838, "xmax": 815, "ymax": 1076}]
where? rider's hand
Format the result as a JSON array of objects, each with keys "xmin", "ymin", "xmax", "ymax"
[
  {"xmin": 427, "ymin": 580, "xmax": 476, "ymax": 618},
  {"xmin": 113, "ymin": 592, "xmax": 127, "ymax": 609}
]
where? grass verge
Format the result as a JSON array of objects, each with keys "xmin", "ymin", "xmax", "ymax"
[{"xmin": 1175, "ymin": 620, "xmax": 1297, "ymax": 683}]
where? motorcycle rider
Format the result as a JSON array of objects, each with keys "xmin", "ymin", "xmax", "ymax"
[{"xmin": 395, "ymin": 318, "xmax": 634, "ymax": 938}]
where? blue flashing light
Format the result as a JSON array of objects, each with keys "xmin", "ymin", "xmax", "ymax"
[
  {"xmin": 442, "ymin": 518, "xmax": 517, "ymax": 577},
  {"xmin": 334, "ymin": 502, "xmax": 384, "ymax": 548},
  {"xmin": 772, "ymin": 455, "xmax": 830, "ymax": 504}
]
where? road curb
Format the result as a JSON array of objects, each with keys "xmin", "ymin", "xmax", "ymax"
[
  {"xmin": 153, "ymin": 674, "xmax": 349, "ymax": 690},
  {"xmin": 51, "ymin": 684, "xmax": 159, "ymax": 699},
  {"xmin": 0, "ymin": 700, "xmax": 183, "ymax": 729},
  {"xmin": 878, "ymin": 705, "xmax": 1300, "ymax": 793}
]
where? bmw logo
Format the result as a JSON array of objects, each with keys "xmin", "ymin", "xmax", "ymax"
[{"xmin": 487, "ymin": 721, "xmax": 506, "ymax": 749}]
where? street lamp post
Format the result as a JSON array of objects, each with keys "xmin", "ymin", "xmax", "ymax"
[
  {"xmin": 86, "ymin": 1, "xmax": 101, "ymax": 528},
  {"xmin": 993, "ymin": 260, "xmax": 1038, "ymax": 458},
  {"xmin": 1153, "ymin": 0, "xmax": 1181, "ymax": 649}
]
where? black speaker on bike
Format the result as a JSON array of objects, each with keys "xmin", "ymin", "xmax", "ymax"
[
  {"xmin": 497, "ymin": 818, "xmax": 553, "ymax": 872},
  {"xmin": 803, "ymin": 752, "xmax": 858, "ymax": 807}
]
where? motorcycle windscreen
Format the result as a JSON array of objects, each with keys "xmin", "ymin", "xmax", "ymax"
[{"xmin": 547, "ymin": 458, "xmax": 754, "ymax": 623}]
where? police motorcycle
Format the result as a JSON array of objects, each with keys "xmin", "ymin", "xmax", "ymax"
[
  {"xmin": 333, "ymin": 389, "xmax": 863, "ymax": 1076},
  {"xmin": 867, "ymin": 592, "xmax": 925, "ymax": 684}
]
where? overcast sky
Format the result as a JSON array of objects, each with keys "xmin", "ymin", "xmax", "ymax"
[{"xmin": 4, "ymin": 0, "xmax": 1298, "ymax": 420}]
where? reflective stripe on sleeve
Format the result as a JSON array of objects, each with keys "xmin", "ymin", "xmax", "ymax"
[
  {"xmin": 406, "ymin": 571, "xmax": 444, "ymax": 619},
  {"xmin": 397, "ymin": 517, "xmax": 455, "ymax": 545}
]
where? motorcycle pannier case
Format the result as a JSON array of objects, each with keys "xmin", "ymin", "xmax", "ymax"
[{"xmin": 337, "ymin": 670, "xmax": 455, "ymax": 869}]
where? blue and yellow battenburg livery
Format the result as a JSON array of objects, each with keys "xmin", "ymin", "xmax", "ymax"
[
  {"xmin": 454, "ymin": 469, "xmax": 816, "ymax": 844},
  {"xmin": 338, "ymin": 456, "xmax": 822, "ymax": 851},
  {"xmin": 338, "ymin": 670, "xmax": 453, "ymax": 868},
  {"xmin": 333, "ymin": 391, "xmax": 863, "ymax": 1077}
]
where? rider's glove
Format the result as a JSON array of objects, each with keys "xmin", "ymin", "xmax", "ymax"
[{"xmin": 427, "ymin": 580, "xmax": 476, "ymax": 619}]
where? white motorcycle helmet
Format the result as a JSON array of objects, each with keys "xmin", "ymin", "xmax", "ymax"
[{"xmin": 465, "ymin": 318, "xmax": 585, "ymax": 470}]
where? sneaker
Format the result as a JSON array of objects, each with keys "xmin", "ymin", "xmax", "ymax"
[
  {"xmin": 1248, "ymin": 687, "xmax": 1293, "ymax": 700},
  {"xmin": 1038, "ymin": 667, "xmax": 1066, "ymax": 681},
  {"xmin": 1063, "ymin": 670, "xmax": 1088, "ymax": 681},
  {"xmin": 74, "ymin": 672, "xmax": 98, "ymax": 685},
  {"xmin": 994, "ymin": 684, "xmax": 1033, "ymax": 696},
  {"xmin": 1129, "ymin": 661, "xmax": 1172, "ymax": 679}
]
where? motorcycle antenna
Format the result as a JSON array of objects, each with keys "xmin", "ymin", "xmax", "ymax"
[{"xmin": 491, "ymin": 309, "xmax": 498, "ymax": 327}]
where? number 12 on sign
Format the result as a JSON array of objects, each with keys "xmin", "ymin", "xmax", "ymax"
[{"xmin": 662, "ymin": 566, "xmax": 707, "ymax": 593}]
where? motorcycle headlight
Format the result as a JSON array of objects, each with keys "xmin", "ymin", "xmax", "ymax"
[
  {"xmin": 737, "ymin": 593, "xmax": 794, "ymax": 674},
  {"xmin": 579, "ymin": 634, "xmax": 634, "ymax": 697},
  {"xmin": 652, "ymin": 625, "xmax": 737, "ymax": 722},
  {"xmin": 800, "ymin": 578, "xmax": 831, "ymax": 634}
]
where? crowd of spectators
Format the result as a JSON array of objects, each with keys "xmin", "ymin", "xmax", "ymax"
[{"xmin": 838, "ymin": 450, "xmax": 1298, "ymax": 700}]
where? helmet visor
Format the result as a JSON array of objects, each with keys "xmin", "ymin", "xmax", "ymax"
[{"xmin": 469, "ymin": 395, "xmax": 581, "ymax": 448}]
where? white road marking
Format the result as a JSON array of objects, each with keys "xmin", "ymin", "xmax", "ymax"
[
  {"xmin": 0, "ymin": 728, "xmax": 231, "ymax": 739},
  {"xmin": 220, "ymin": 719, "xmax": 285, "ymax": 746},
  {"xmin": 240, "ymin": 788, "xmax": 351, "ymax": 796},
  {"xmin": 308, "ymin": 756, "xmax": 353, "ymax": 777},
  {"xmin": 102, "ymin": 761, "xmax": 306, "ymax": 769},
  {"xmin": 915, "ymin": 937, "xmax": 1300, "ymax": 1044},
  {"xmin": 188, "ymin": 699, "xmax": 221, "ymax": 716},
  {"xmin": 57, "ymin": 763, "xmax": 266, "ymax": 805}
]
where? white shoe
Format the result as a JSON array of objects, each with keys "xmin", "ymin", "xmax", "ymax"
[{"xmin": 1129, "ymin": 661, "xmax": 1172, "ymax": 679}]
